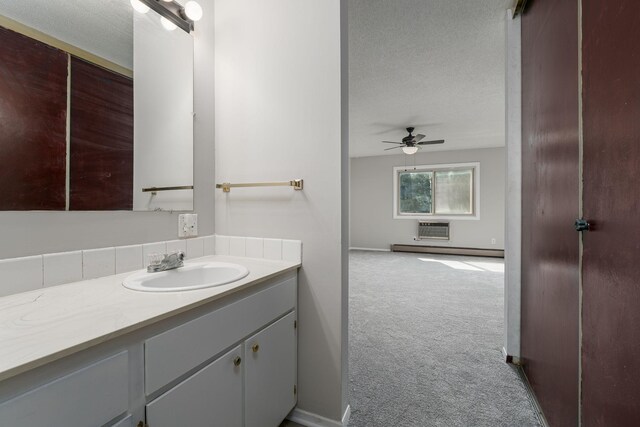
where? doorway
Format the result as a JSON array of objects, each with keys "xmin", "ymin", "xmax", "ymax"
[{"xmin": 348, "ymin": 251, "xmax": 541, "ymax": 426}]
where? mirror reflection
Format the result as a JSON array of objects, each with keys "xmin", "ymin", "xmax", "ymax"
[{"xmin": 0, "ymin": 0, "xmax": 194, "ymax": 212}]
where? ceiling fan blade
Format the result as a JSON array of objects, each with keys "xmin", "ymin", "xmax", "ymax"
[
  {"xmin": 382, "ymin": 141, "xmax": 403, "ymax": 144},
  {"xmin": 384, "ymin": 146, "xmax": 404, "ymax": 151},
  {"xmin": 417, "ymin": 139, "xmax": 445, "ymax": 145},
  {"xmin": 413, "ymin": 134, "xmax": 426, "ymax": 142}
]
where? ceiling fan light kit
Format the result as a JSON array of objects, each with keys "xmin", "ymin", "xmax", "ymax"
[
  {"xmin": 381, "ymin": 126, "xmax": 445, "ymax": 155},
  {"xmin": 402, "ymin": 146, "xmax": 419, "ymax": 155}
]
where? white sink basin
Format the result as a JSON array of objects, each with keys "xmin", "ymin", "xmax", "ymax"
[{"xmin": 123, "ymin": 262, "xmax": 249, "ymax": 292}]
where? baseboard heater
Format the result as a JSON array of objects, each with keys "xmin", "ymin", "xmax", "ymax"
[{"xmin": 391, "ymin": 244, "xmax": 504, "ymax": 258}]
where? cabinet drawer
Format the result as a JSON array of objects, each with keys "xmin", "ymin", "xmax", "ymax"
[
  {"xmin": 0, "ymin": 351, "xmax": 129, "ymax": 427},
  {"xmin": 145, "ymin": 274, "xmax": 296, "ymax": 394}
]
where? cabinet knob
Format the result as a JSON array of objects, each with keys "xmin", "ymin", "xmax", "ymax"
[
  {"xmin": 233, "ymin": 356, "xmax": 242, "ymax": 367},
  {"xmin": 252, "ymin": 343, "xmax": 260, "ymax": 353}
]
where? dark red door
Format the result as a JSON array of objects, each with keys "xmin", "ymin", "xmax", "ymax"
[
  {"xmin": 520, "ymin": 0, "xmax": 580, "ymax": 425},
  {"xmin": 581, "ymin": 1, "xmax": 640, "ymax": 425},
  {"xmin": 0, "ymin": 27, "xmax": 68, "ymax": 210}
]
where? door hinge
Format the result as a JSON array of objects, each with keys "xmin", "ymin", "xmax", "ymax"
[
  {"xmin": 294, "ymin": 385, "xmax": 297, "ymax": 395},
  {"xmin": 294, "ymin": 320, "xmax": 297, "ymax": 329}
]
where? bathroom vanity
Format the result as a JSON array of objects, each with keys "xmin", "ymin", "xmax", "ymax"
[{"xmin": 0, "ymin": 255, "xmax": 299, "ymax": 427}]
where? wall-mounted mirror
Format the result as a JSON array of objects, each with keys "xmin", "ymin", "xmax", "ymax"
[{"xmin": 0, "ymin": 0, "xmax": 194, "ymax": 212}]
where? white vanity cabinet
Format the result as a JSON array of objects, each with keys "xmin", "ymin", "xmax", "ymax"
[
  {"xmin": 0, "ymin": 269, "xmax": 298, "ymax": 427},
  {"xmin": 144, "ymin": 274, "xmax": 298, "ymax": 426},
  {"xmin": 146, "ymin": 311, "xmax": 297, "ymax": 427}
]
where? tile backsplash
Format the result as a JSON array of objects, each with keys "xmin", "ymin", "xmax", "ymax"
[
  {"xmin": 282, "ymin": 240, "xmax": 303, "ymax": 263},
  {"xmin": 142, "ymin": 242, "xmax": 167, "ymax": 267},
  {"xmin": 245, "ymin": 238, "xmax": 264, "ymax": 258},
  {"xmin": 0, "ymin": 256, "xmax": 43, "ymax": 297},
  {"xmin": 115, "ymin": 245, "xmax": 144, "ymax": 274},
  {"xmin": 215, "ymin": 236, "xmax": 302, "ymax": 265},
  {"xmin": 83, "ymin": 248, "xmax": 116, "ymax": 280},
  {"xmin": 186, "ymin": 238, "xmax": 204, "ymax": 259},
  {"xmin": 229, "ymin": 237, "xmax": 247, "ymax": 257},
  {"xmin": 166, "ymin": 239, "xmax": 187, "ymax": 255},
  {"xmin": 43, "ymin": 251, "xmax": 83, "ymax": 288},
  {"xmin": 0, "ymin": 235, "xmax": 301, "ymax": 298},
  {"xmin": 263, "ymin": 238, "xmax": 283, "ymax": 260}
]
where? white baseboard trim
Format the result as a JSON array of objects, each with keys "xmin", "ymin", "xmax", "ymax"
[
  {"xmin": 288, "ymin": 405, "xmax": 351, "ymax": 427},
  {"xmin": 349, "ymin": 247, "xmax": 391, "ymax": 252}
]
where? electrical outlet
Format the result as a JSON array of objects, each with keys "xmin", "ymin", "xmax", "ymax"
[
  {"xmin": 178, "ymin": 214, "xmax": 198, "ymax": 237},
  {"xmin": 491, "ymin": 238, "xmax": 497, "ymax": 245}
]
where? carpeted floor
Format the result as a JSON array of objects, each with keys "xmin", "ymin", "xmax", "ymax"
[{"xmin": 348, "ymin": 250, "xmax": 540, "ymax": 427}]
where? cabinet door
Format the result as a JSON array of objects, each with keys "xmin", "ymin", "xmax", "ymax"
[
  {"xmin": 110, "ymin": 415, "xmax": 133, "ymax": 427},
  {"xmin": 245, "ymin": 312, "xmax": 297, "ymax": 427},
  {"xmin": 146, "ymin": 346, "xmax": 243, "ymax": 427}
]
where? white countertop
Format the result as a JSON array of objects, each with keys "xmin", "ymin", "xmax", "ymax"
[{"xmin": 0, "ymin": 255, "xmax": 299, "ymax": 382}]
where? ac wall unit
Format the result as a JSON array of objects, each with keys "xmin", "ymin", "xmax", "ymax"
[{"xmin": 418, "ymin": 221, "xmax": 450, "ymax": 240}]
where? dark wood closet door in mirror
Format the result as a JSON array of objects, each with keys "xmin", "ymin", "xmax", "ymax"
[
  {"xmin": 69, "ymin": 56, "xmax": 134, "ymax": 211},
  {"xmin": 0, "ymin": 26, "xmax": 68, "ymax": 210}
]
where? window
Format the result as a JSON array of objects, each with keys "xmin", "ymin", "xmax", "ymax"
[{"xmin": 393, "ymin": 163, "xmax": 478, "ymax": 219}]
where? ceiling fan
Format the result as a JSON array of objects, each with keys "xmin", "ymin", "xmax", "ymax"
[{"xmin": 382, "ymin": 127, "xmax": 444, "ymax": 155}]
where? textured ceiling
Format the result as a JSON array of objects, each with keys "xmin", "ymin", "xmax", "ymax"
[
  {"xmin": 0, "ymin": 0, "xmax": 133, "ymax": 69},
  {"xmin": 349, "ymin": 0, "xmax": 512, "ymax": 157}
]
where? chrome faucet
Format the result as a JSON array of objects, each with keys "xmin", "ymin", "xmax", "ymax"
[{"xmin": 147, "ymin": 251, "xmax": 185, "ymax": 273}]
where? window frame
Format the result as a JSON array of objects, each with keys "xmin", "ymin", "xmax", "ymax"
[{"xmin": 392, "ymin": 162, "xmax": 480, "ymax": 220}]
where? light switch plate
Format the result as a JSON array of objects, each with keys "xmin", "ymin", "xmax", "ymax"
[{"xmin": 178, "ymin": 214, "xmax": 198, "ymax": 237}]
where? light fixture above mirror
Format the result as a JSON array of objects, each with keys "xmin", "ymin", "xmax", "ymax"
[
  {"xmin": 160, "ymin": 16, "xmax": 178, "ymax": 31},
  {"xmin": 183, "ymin": 1, "xmax": 203, "ymax": 21},
  {"xmin": 131, "ymin": 0, "xmax": 204, "ymax": 33},
  {"xmin": 130, "ymin": 0, "xmax": 150, "ymax": 14}
]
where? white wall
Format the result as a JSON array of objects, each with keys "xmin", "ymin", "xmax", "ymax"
[
  {"xmin": 340, "ymin": 0, "xmax": 350, "ymax": 417},
  {"xmin": 214, "ymin": 0, "xmax": 346, "ymax": 422},
  {"xmin": 504, "ymin": 9, "xmax": 521, "ymax": 359},
  {"xmin": 0, "ymin": 0, "xmax": 133, "ymax": 69},
  {"xmin": 0, "ymin": 0, "xmax": 215, "ymax": 259},
  {"xmin": 133, "ymin": 10, "xmax": 194, "ymax": 211},
  {"xmin": 350, "ymin": 147, "xmax": 505, "ymax": 251}
]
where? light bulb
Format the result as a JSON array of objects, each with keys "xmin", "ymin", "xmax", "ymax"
[
  {"xmin": 402, "ymin": 146, "xmax": 419, "ymax": 155},
  {"xmin": 161, "ymin": 17, "xmax": 178, "ymax": 31},
  {"xmin": 183, "ymin": 1, "xmax": 203, "ymax": 21},
  {"xmin": 130, "ymin": 0, "xmax": 150, "ymax": 14}
]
